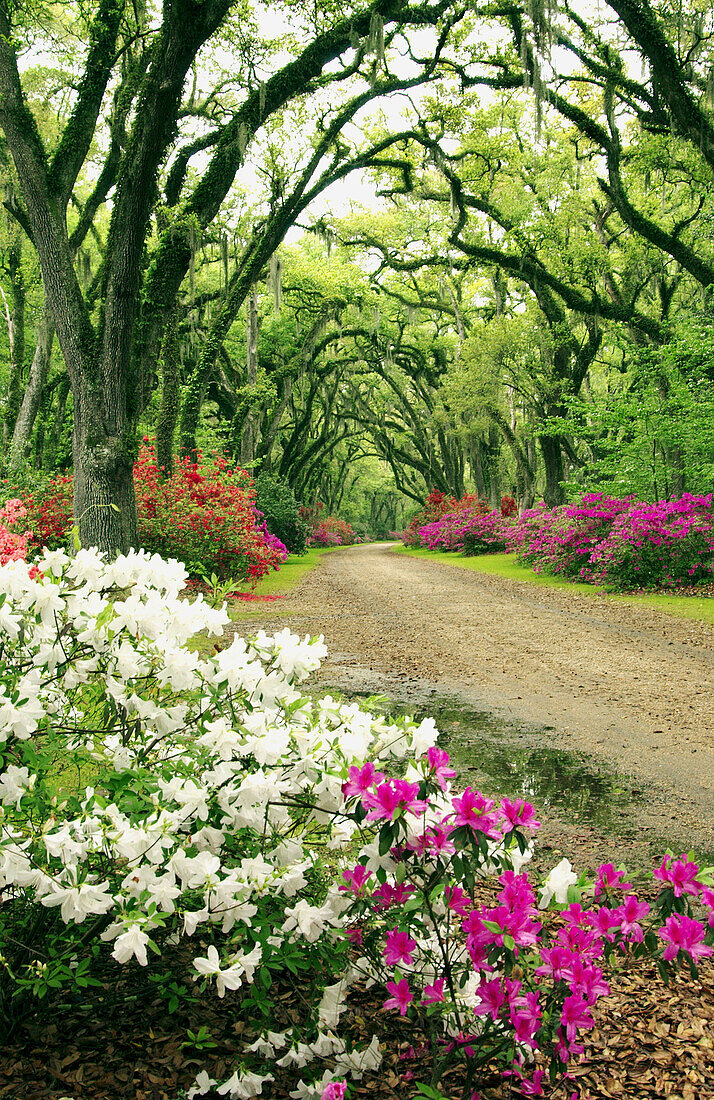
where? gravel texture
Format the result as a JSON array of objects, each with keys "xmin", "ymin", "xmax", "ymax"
[{"xmin": 231, "ymin": 542, "xmax": 714, "ymax": 860}]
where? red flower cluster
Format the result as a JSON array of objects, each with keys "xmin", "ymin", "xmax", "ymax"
[
  {"xmin": 134, "ymin": 444, "xmax": 284, "ymax": 582},
  {"xmin": 4, "ymin": 445, "xmax": 285, "ymax": 583}
]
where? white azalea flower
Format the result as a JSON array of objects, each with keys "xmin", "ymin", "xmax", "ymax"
[
  {"xmin": 216, "ymin": 1070, "xmax": 273, "ymax": 1098},
  {"xmin": 0, "ymin": 764, "xmax": 36, "ymax": 808},
  {"xmin": 539, "ymin": 857, "xmax": 578, "ymax": 909},
  {"xmin": 111, "ymin": 924, "xmax": 150, "ymax": 965}
]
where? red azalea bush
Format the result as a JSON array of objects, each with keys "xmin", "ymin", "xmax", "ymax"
[
  {"xmin": 4, "ymin": 445, "xmax": 287, "ymax": 583},
  {"xmin": 0, "ymin": 498, "xmax": 31, "ymax": 564},
  {"xmin": 8, "ymin": 475, "xmax": 74, "ymax": 552},
  {"xmin": 507, "ymin": 491, "xmax": 714, "ymax": 589},
  {"xmin": 308, "ymin": 515, "xmax": 358, "ymax": 547},
  {"xmin": 134, "ymin": 443, "xmax": 286, "ymax": 581},
  {"xmin": 300, "ymin": 501, "xmax": 359, "ymax": 547}
]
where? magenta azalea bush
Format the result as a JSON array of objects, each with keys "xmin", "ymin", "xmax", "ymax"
[
  {"xmin": 507, "ymin": 492, "xmax": 714, "ymax": 589},
  {"xmin": 418, "ymin": 508, "xmax": 514, "ymax": 555}
]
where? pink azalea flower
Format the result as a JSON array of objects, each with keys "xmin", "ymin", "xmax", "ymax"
[
  {"xmin": 516, "ymin": 1070, "xmax": 546, "ymax": 1096},
  {"xmin": 383, "ymin": 928, "xmax": 417, "ymax": 967},
  {"xmin": 472, "ymin": 978, "xmax": 505, "ymax": 1021},
  {"xmin": 363, "ymin": 779, "xmax": 428, "ymax": 821},
  {"xmin": 338, "ymin": 863, "xmax": 372, "ymax": 894},
  {"xmin": 342, "ymin": 761, "xmax": 384, "ymax": 799},
  {"xmin": 383, "ymin": 978, "xmax": 413, "ymax": 1016},
  {"xmin": 566, "ymin": 958, "xmax": 610, "ymax": 1003},
  {"xmin": 510, "ymin": 990, "xmax": 542, "ymax": 1047},
  {"xmin": 585, "ymin": 906, "xmax": 620, "ymax": 942},
  {"xmin": 499, "ymin": 797, "xmax": 540, "ymax": 833},
  {"xmin": 498, "ymin": 871, "xmax": 537, "ymax": 913},
  {"xmin": 422, "ymin": 978, "xmax": 446, "ymax": 1003},
  {"xmin": 445, "ymin": 885, "xmax": 471, "ymax": 915},
  {"xmin": 653, "ymin": 854, "xmax": 701, "ymax": 897},
  {"xmin": 426, "ymin": 746, "xmax": 456, "ymax": 789},
  {"xmin": 615, "ymin": 894, "xmax": 650, "ymax": 941},
  {"xmin": 659, "ymin": 913, "xmax": 713, "ymax": 962},
  {"xmin": 594, "ymin": 862, "xmax": 633, "ymax": 898},
  {"xmin": 561, "ymin": 992, "xmax": 594, "ymax": 1041},
  {"xmin": 371, "ymin": 882, "xmax": 416, "ymax": 910},
  {"xmin": 321, "ymin": 1083, "xmax": 347, "ymax": 1100},
  {"xmin": 702, "ymin": 887, "xmax": 714, "ymax": 930},
  {"xmin": 451, "ymin": 788, "xmax": 501, "ymax": 836},
  {"xmin": 535, "ymin": 945, "xmax": 575, "ymax": 980}
]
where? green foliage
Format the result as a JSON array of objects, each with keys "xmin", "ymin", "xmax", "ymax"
[{"xmin": 254, "ymin": 472, "xmax": 310, "ymax": 554}]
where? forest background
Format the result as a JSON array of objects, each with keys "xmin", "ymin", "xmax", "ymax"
[{"xmin": 0, "ymin": 0, "xmax": 713, "ymax": 552}]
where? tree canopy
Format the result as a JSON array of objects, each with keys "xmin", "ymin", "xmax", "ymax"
[{"xmin": 1, "ymin": 0, "xmax": 713, "ymax": 546}]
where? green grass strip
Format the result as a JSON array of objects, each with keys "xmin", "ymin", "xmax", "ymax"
[
  {"xmin": 390, "ymin": 545, "xmax": 714, "ymax": 625},
  {"xmin": 228, "ymin": 546, "xmax": 342, "ymax": 619}
]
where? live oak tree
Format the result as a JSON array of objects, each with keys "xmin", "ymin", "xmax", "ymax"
[{"xmin": 0, "ymin": 0, "xmax": 462, "ymax": 553}]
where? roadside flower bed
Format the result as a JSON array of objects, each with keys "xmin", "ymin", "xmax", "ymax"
[
  {"xmin": 409, "ymin": 495, "xmax": 517, "ymax": 555},
  {"xmin": 0, "ymin": 547, "xmax": 711, "ymax": 1099},
  {"xmin": 508, "ymin": 492, "xmax": 714, "ymax": 589},
  {"xmin": 402, "ymin": 491, "xmax": 483, "ymax": 548},
  {"xmin": 301, "ymin": 503, "xmax": 360, "ymax": 547},
  {"xmin": 4, "ymin": 444, "xmax": 286, "ymax": 583}
]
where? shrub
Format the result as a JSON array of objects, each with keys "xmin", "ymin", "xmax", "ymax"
[
  {"xmin": 0, "ymin": 548, "xmax": 711, "ymax": 1098},
  {"xmin": 402, "ymin": 490, "xmax": 485, "ymax": 547},
  {"xmin": 254, "ymin": 473, "xmax": 310, "ymax": 555},
  {"xmin": 0, "ymin": 498, "xmax": 31, "ymax": 565},
  {"xmin": 6, "ymin": 474, "xmax": 74, "ymax": 552},
  {"xmin": 507, "ymin": 491, "xmax": 714, "ymax": 589},
  {"xmin": 5, "ymin": 445, "xmax": 286, "ymax": 583},
  {"xmin": 588, "ymin": 494, "xmax": 714, "ymax": 588},
  {"xmin": 416, "ymin": 506, "xmax": 514, "ymax": 555},
  {"xmin": 135, "ymin": 444, "xmax": 286, "ymax": 582},
  {"xmin": 301, "ymin": 503, "xmax": 359, "ymax": 547},
  {"xmin": 308, "ymin": 515, "xmax": 357, "ymax": 547}
]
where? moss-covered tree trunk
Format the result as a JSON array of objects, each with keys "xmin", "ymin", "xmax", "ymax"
[
  {"xmin": 8, "ymin": 308, "xmax": 55, "ymax": 469},
  {"xmin": 156, "ymin": 308, "xmax": 180, "ymax": 479},
  {"xmin": 2, "ymin": 233, "xmax": 25, "ymax": 448}
]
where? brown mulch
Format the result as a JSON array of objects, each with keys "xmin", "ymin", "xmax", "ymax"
[{"xmin": 1, "ymin": 925, "xmax": 713, "ymax": 1100}]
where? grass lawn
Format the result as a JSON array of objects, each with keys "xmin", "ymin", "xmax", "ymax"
[
  {"xmin": 228, "ymin": 546, "xmax": 342, "ymax": 619},
  {"xmin": 391, "ymin": 545, "xmax": 714, "ymax": 625}
]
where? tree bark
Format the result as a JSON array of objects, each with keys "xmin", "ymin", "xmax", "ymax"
[
  {"xmin": 8, "ymin": 308, "xmax": 55, "ymax": 469},
  {"xmin": 156, "ymin": 308, "xmax": 180, "ymax": 479},
  {"xmin": 2, "ymin": 234, "xmax": 25, "ymax": 447},
  {"xmin": 240, "ymin": 286, "xmax": 259, "ymax": 469},
  {"xmin": 539, "ymin": 432, "xmax": 565, "ymax": 507}
]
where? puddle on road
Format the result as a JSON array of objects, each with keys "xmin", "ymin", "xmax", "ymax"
[
  {"xmin": 365, "ymin": 693, "xmax": 647, "ymax": 837},
  {"xmin": 419, "ymin": 698, "xmax": 643, "ymax": 835},
  {"xmin": 318, "ymin": 678, "xmax": 714, "ymax": 868}
]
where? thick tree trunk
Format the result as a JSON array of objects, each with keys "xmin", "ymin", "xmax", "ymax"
[
  {"xmin": 539, "ymin": 433, "xmax": 565, "ymax": 507},
  {"xmin": 72, "ymin": 375, "xmax": 138, "ymax": 554},
  {"xmin": 240, "ymin": 286, "xmax": 259, "ymax": 469},
  {"xmin": 8, "ymin": 309, "xmax": 55, "ymax": 469}
]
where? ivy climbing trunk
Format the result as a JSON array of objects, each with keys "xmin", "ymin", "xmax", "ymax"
[
  {"xmin": 156, "ymin": 308, "xmax": 180, "ymax": 479},
  {"xmin": 240, "ymin": 286, "xmax": 259, "ymax": 469},
  {"xmin": 2, "ymin": 233, "xmax": 25, "ymax": 448}
]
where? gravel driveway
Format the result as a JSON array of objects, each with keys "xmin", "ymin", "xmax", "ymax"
[{"xmin": 232, "ymin": 543, "xmax": 714, "ymax": 859}]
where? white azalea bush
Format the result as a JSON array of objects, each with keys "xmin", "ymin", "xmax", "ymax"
[{"xmin": 0, "ymin": 547, "xmax": 712, "ymax": 1100}]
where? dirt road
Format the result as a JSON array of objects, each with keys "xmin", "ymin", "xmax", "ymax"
[{"xmin": 234, "ymin": 543, "xmax": 714, "ymax": 856}]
